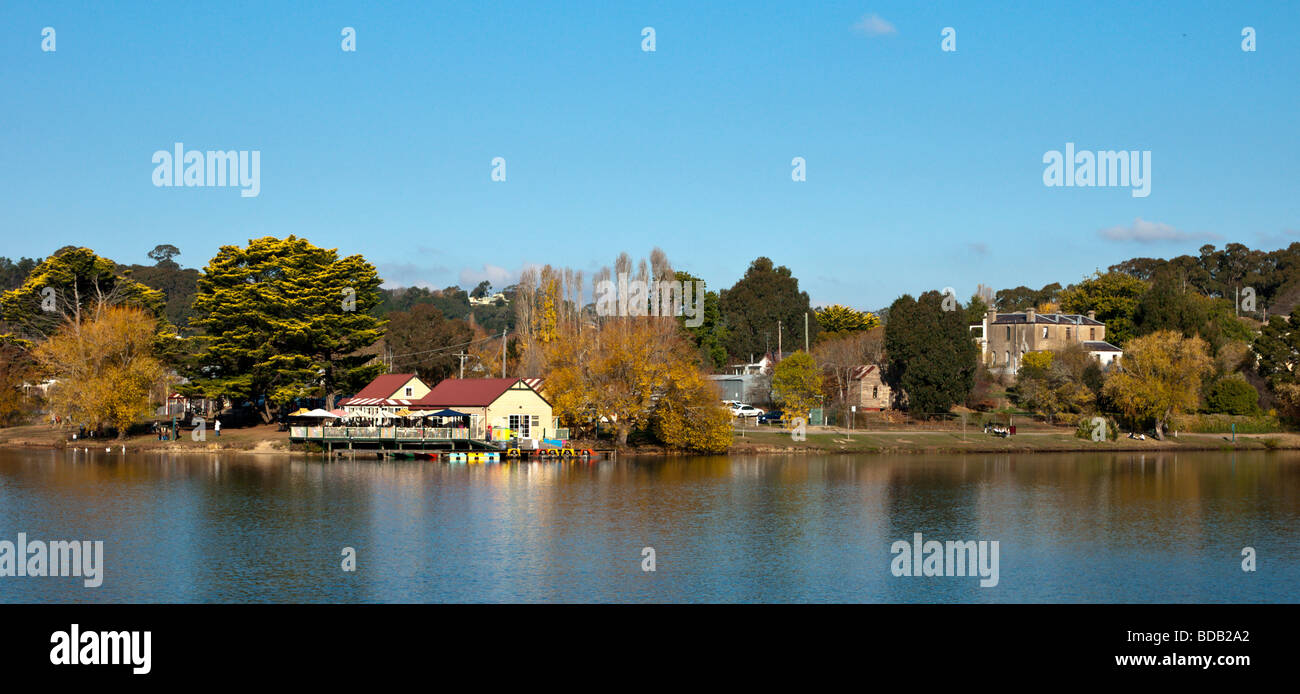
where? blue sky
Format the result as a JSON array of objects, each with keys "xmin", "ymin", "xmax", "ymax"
[{"xmin": 1, "ymin": 1, "xmax": 1296, "ymax": 310}]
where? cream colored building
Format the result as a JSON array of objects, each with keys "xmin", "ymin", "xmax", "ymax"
[
  {"xmin": 338, "ymin": 373, "xmax": 432, "ymax": 420},
  {"xmin": 971, "ymin": 308, "xmax": 1122, "ymax": 376},
  {"xmin": 416, "ymin": 378, "xmax": 555, "ymax": 441},
  {"xmin": 340, "ymin": 375, "xmax": 553, "ymax": 441}
]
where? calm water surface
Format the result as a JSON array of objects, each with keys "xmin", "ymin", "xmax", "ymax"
[{"xmin": 0, "ymin": 449, "xmax": 1296, "ymax": 603}]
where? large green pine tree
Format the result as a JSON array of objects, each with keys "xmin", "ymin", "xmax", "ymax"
[
  {"xmin": 884, "ymin": 290, "xmax": 977, "ymax": 417},
  {"xmin": 719, "ymin": 257, "xmax": 818, "ymax": 360},
  {"xmin": 188, "ymin": 236, "xmax": 386, "ymax": 420}
]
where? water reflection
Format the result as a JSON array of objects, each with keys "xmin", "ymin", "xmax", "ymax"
[{"xmin": 0, "ymin": 449, "xmax": 1296, "ymax": 603}]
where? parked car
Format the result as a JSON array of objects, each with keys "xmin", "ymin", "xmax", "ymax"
[
  {"xmin": 758, "ymin": 409, "xmax": 784, "ymax": 424},
  {"xmin": 730, "ymin": 403, "xmax": 765, "ymax": 418}
]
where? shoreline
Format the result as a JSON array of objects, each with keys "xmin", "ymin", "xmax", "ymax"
[{"xmin": 2, "ymin": 423, "xmax": 1297, "ymax": 457}]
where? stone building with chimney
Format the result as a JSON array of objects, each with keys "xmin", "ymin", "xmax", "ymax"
[{"xmin": 970, "ymin": 308, "xmax": 1122, "ymax": 376}]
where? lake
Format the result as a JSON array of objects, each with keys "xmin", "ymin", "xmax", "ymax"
[{"xmin": 0, "ymin": 448, "xmax": 1296, "ymax": 603}]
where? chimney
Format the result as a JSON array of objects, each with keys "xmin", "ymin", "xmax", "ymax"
[
  {"xmin": 986, "ymin": 308, "xmax": 997, "ymax": 325},
  {"xmin": 1026, "ymin": 308, "xmax": 1036, "ymax": 323},
  {"xmin": 1087, "ymin": 310, "xmax": 1096, "ymax": 321}
]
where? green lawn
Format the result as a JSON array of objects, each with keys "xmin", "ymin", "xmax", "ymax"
[{"xmin": 729, "ymin": 426, "xmax": 1299, "ymax": 453}]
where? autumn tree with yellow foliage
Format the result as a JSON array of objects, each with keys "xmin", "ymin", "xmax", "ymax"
[
  {"xmin": 526, "ymin": 250, "xmax": 732, "ymax": 452},
  {"xmin": 35, "ymin": 305, "xmax": 163, "ymax": 437},
  {"xmin": 544, "ymin": 311, "xmax": 730, "ymax": 451},
  {"xmin": 0, "ymin": 342, "xmax": 37, "ymax": 426},
  {"xmin": 1102, "ymin": 330, "xmax": 1212, "ymax": 439},
  {"xmin": 652, "ymin": 368, "xmax": 734, "ymax": 454},
  {"xmin": 814, "ymin": 304, "xmax": 880, "ymax": 338},
  {"xmin": 771, "ymin": 350, "xmax": 823, "ymax": 418},
  {"xmin": 514, "ymin": 264, "xmax": 585, "ymax": 376}
]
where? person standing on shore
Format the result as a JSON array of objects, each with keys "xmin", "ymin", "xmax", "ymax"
[{"xmin": 214, "ymin": 418, "xmax": 221, "ymax": 437}]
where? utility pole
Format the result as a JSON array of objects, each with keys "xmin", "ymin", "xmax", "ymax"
[
  {"xmin": 457, "ymin": 351, "xmax": 467, "ymax": 379},
  {"xmin": 778, "ymin": 321, "xmax": 782, "ymax": 358},
  {"xmin": 804, "ymin": 312, "xmax": 809, "ymax": 353},
  {"xmin": 501, "ymin": 329, "xmax": 507, "ymax": 377}
]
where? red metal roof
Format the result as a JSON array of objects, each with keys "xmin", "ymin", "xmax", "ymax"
[
  {"xmin": 413, "ymin": 378, "xmax": 531, "ymax": 407},
  {"xmin": 352, "ymin": 373, "xmax": 422, "ymax": 400},
  {"xmin": 849, "ymin": 365, "xmax": 879, "ymax": 380}
]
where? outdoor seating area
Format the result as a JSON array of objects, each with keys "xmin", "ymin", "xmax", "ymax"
[{"xmin": 288, "ymin": 406, "xmax": 472, "ymax": 429}]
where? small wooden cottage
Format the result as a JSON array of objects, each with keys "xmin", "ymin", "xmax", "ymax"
[{"xmin": 847, "ymin": 365, "xmax": 892, "ymax": 411}]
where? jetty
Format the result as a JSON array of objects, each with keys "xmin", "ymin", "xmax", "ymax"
[{"xmin": 288, "ymin": 425, "xmax": 614, "ymax": 462}]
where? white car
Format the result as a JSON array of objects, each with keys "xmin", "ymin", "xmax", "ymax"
[{"xmin": 730, "ymin": 404, "xmax": 765, "ymax": 418}]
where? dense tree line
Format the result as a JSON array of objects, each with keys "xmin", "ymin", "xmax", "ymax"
[
  {"xmin": 0, "ymin": 257, "xmax": 41, "ymax": 291},
  {"xmin": 5, "ymin": 237, "xmax": 1300, "ymax": 439},
  {"xmin": 1109, "ymin": 242, "xmax": 1300, "ymax": 315}
]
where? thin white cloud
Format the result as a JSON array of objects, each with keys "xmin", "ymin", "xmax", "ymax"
[
  {"xmin": 853, "ymin": 13, "xmax": 897, "ymax": 37},
  {"xmin": 378, "ymin": 261, "xmax": 450, "ymax": 289},
  {"xmin": 1098, "ymin": 217, "xmax": 1222, "ymax": 243},
  {"xmin": 458, "ymin": 263, "xmax": 515, "ymax": 288}
]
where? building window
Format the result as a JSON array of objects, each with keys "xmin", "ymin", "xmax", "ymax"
[
  {"xmin": 1005, "ymin": 351, "xmax": 1010, "ymax": 367},
  {"xmin": 872, "ymin": 386, "xmax": 878, "ymax": 399},
  {"xmin": 1005, "ymin": 326, "xmax": 1011, "ymax": 340},
  {"xmin": 509, "ymin": 414, "xmax": 531, "ymax": 438},
  {"xmin": 405, "ymin": 387, "xmax": 413, "ymax": 396},
  {"xmin": 1065, "ymin": 327, "xmax": 1071, "ymax": 340},
  {"xmin": 1042, "ymin": 326, "xmax": 1049, "ymax": 339},
  {"xmin": 1090, "ymin": 328, "xmax": 1096, "ymax": 340}
]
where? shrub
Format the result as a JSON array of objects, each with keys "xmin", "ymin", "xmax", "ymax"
[
  {"xmin": 1205, "ymin": 376, "xmax": 1261, "ymax": 416},
  {"xmin": 1075, "ymin": 415, "xmax": 1118, "ymax": 440}
]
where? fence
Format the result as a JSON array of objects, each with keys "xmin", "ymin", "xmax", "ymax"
[
  {"xmin": 731, "ymin": 410, "xmax": 1054, "ymax": 434},
  {"xmin": 289, "ymin": 426, "xmax": 472, "ymax": 440}
]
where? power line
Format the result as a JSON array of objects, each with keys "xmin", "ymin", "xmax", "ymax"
[
  {"xmin": 385, "ymin": 333, "xmax": 514, "ymax": 370},
  {"xmin": 387, "ymin": 332, "xmax": 507, "ymax": 360}
]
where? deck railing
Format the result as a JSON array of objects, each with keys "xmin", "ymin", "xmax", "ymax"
[{"xmin": 290, "ymin": 426, "xmax": 473, "ymax": 440}]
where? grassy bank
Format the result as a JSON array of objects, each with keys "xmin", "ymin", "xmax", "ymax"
[
  {"xmin": 728, "ymin": 426, "xmax": 1300, "ymax": 454},
  {"xmin": 0, "ymin": 423, "xmax": 292, "ymax": 452}
]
